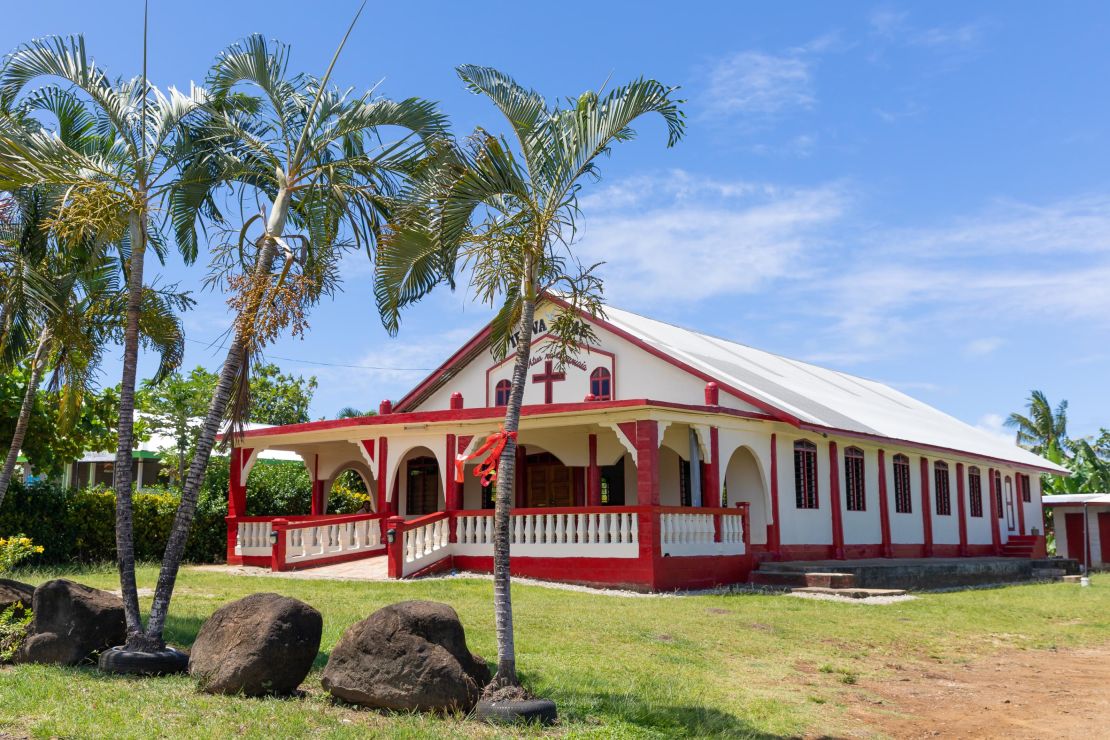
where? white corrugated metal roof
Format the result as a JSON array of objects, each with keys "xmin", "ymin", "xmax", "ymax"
[
  {"xmin": 1041, "ymin": 494, "xmax": 1110, "ymax": 505},
  {"xmin": 600, "ymin": 304, "xmax": 1066, "ymax": 473}
]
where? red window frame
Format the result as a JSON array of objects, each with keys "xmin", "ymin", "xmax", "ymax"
[
  {"xmin": 1020, "ymin": 473, "xmax": 1032, "ymax": 502},
  {"xmin": 893, "ymin": 453, "xmax": 912, "ymax": 513},
  {"xmin": 933, "ymin": 461, "xmax": 951, "ymax": 516},
  {"xmin": 589, "ymin": 367, "xmax": 612, "ymax": 401},
  {"xmin": 793, "ymin": 440, "xmax": 818, "ymax": 509},
  {"xmin": 494, "ymin": 379, "xmax": 511, "ymax": 406},
  {"xmin": 844, "ymin": 446, "xmax": 866, "ymax": 512},
  {"xmin": 968, "ymin": 466, "xmax": 983, "ymax": 517},
  {"xmin": 992, "ymin": 469, "xmax": 1003, "ymax": 518}
]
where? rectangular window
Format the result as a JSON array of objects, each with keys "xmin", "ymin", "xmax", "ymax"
[
  {"xmin": 1021, "ymin": 474, "xmax": 1032, "ymax": 502},
  {"xmin": 934, "ymin": 462, "xmax": 951, "ymax": 516},
  {"xmin": 845, "ymin": 448, "xmax": 866, "ymax": 512},
  {"xmin": 794, "ymin": 441, "xmax": 819, "ymax": 509},
  {"xmin": 893, "ymin": 455, "xmax": 912, "ymax": 514},
  {"xmin": 969, "ymin": 469, "xmax": 983, "ymax": 517},
  {"xmin": 481, "ymin": 482, "xmax": 496, "ymax": 510}
]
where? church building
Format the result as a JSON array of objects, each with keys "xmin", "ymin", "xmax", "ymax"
[{"xmin": 226, "ymin": 297, "xmax": 1064, "ymax": 591}]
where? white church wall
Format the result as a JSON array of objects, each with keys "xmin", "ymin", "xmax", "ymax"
[
  {"xmin": 888, "ymin": 453, "xmax": 924, "ymax": 546},
  {"xmin": 717, "ymin": 427, "xmax": 772, "ymax": 545},
  {"xmin": 930, "ymin": 458, "xmax": 960, "ymax": 546},
  {"xmin": 964, "ymin": 465, "xmax": 993, "ymax": 545},
  {"xmin": 841, "ymin": 444, "xmax": 882, "ymax": 546},
  {"xmin": 776, "ymin": 433, "xmax": 833, "ymax": 546},
  {"xmin": 658, "ymin": 446, "xmax": 683, "ymax": 506}
]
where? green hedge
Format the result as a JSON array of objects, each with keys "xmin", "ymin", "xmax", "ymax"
[{"xmin": 0, "ymin": 458, "xmax": 368, "ymax": 565}]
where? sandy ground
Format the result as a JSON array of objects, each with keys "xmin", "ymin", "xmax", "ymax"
[{"xmin": 850, "ymin": 644, "xmax": 1110, "ymax": 739}]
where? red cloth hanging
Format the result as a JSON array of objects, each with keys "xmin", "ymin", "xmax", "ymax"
[{"xmin": 455, "ymin": 426, "xmax": 517, "ymax": 487}]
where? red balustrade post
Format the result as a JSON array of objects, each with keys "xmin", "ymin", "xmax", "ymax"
[
  {"xmin": 270, "ymin": 518, "xmax": 289, "ymax": 572},
  {"xmin": 385, "ymin": 516, "xmax": 406, "ymax": 578},
  {"xmin": 738, "ymin": 501, "xmax": 751, "ymax": 551},
  {"xmin": 225, "ymin": 516, "xmax": 239, "ymax": 564}
]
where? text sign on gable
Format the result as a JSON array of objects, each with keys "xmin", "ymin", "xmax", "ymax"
[{"xmin": 508, "ymin": 319, "xmax": 548, "ymax": 348}]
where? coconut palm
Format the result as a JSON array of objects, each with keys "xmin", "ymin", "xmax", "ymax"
[
  {"xmin": 0, "ymin": 35, "xmax": 215, "ymax": 646},
  {"xmin": 377, "ymin": 66, "xmax": 684, "ymax": 691},
  {"xmin": 1006, "ymin": 390, "xmax": 1068, "ymax": 456},
  {"xmin": 137, "ymin": 32, "xmax": 449, "ymax": 648}
]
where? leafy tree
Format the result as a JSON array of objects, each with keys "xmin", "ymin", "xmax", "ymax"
[
  {"xmin": 248, "ymin": 363, "xmax": 316, "ymax": 426},
  {"xmin": 378, "ymin": 66, "xmax": 684, "ymax": 693},
  {"xmin": 0, "ymin": 183, "xmax": 188, "ymax": 505},
  {"xmin": 139, "ymin": 28, "xmax": 448, "ymax": 650},
  {"xmin": 1006, "ymin": 390, "xmax": 1068, "ymax": 457},
  {"xmin": 137, "ymin": 366, "xmax": 218, "ymax": 484},
  {"xmin": 0, "ymin": 370, "xmax": 117, "ymax": 479},
  {"xmin": 0, "ymin": 36, "xmax": 215, "ymax": 648}
]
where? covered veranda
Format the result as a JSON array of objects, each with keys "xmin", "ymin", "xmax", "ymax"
[{"xmin": 224, "ymin": 393, "xmax": 756, "ymax": 591}]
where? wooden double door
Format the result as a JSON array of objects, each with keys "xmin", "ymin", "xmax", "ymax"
[{"xmin": 525, "ymin": 452, "xmax": 573, "ymax": 508}]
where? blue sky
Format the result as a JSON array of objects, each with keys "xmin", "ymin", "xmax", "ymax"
[{"xmin": 4, "ymin": 2, "xmax": 1109, "ymax": 440}]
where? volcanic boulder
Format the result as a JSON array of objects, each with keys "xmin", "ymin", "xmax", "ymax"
[
  {"xmin": 188, "ymin": 592, "xmax": 322, "ymax": 696},
  {"xmin": 321, "ymin": 600, "xmax": 490, "ymax": 712},
  {"xmin": 19, "ymin": 579, "xmax": 125, "ymax": 665}
]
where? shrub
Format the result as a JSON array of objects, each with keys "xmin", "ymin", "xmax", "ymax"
[
  {"xmin": 0, "ymin": 536, "xmax": 43, "ymax": 573},
  {"xmin": 0, "ymin": 458, "xmax": 326, "ymax": 565},
  {"xmin": 0, "ymin": 604, "xmax": 31, "ymax": 662}
]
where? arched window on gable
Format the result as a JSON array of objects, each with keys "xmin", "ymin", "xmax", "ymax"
[
  {"xmin": 933, "ymin": 461, "xmax": 952, "ymax": 516},
  {"xmin": 793, "ymin": 440, "xmax": 818, "ymax": 509},
  {"xmin": 893, "ymin": 453, "xmax": 912, "ymax": 513},
  {"xmin": 844, "ymin": 446, "xmax": 866, "ymax": 511},
  {"xmin": 589, "ymin": 367, "xmax": 612, "ymax": 401},
  {"xmin": 494, "ymin": 379, "xmax": 511, "ymax": 407},
  {"xmin": 968, "ymin": 466, "xmax": 984, "ymax": 517}
]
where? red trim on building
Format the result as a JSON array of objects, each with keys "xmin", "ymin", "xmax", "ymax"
[
  {"xmin": 956, "ymin": 462, "xmax": 969, "ymax": 556},
  {"xmin": 705, "ymin": 427, "xmax": 721, "ymax": 508},
  {"xmin": 918, "ymin": 456, "xmax": 934, "ymax": 557},
  {"xmin": 444, "ymin": 434, "xmax": 458, "ymax": 511},
  {"xmin": 634, "ymin": 421, "xmax": 660, "ymax": 506},
  {"xmin": 988, "ymin": 468, "xmax": 1002, "ymax": 555},
  {"xmin": 377, "ymin": 437, "xmax": 390, "ymax": 514},
  {"xmin": 877, "ymin": 449, "xmax": 892, "ymax": 558},
  {"xmin": 828, "ymin": 441, "xmax": 845, "ymax": 559},
  {"xmin": 360, "ymin": 439, "xmax": 375, "ymax": 464},
  {"xmin": 587, "ymin": 434, "xmax": 601, "ymax": 506},
  {"xmin": 1015, "ymin": 474, "xmax": 1027, "ymax": 535},
  {"xmin": 769, "ymin": 433, "xmax": 781, "ymax": 556}
]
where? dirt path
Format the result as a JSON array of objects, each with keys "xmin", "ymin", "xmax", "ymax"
[{"xmin": 851, "ymin": 644, "xmax": 1110, "ymax": 738}]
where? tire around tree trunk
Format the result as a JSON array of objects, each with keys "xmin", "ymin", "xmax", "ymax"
[
  {"xmin": 474, "ymin": 698, "xmax": 557, "ymax": 726},
  {"xmin": 98, "ymin": 645, "xmax": 189, "ymax": 676}
]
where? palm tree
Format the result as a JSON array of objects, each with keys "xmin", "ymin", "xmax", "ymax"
[
  {"xmin": 1006, "ymin": 390, "xmax": 1068, "ymax": 456},
  {"xmin": 336, "ymin": 406, "xmax": 373, "ymax": 419},
  {"xmin": 0, "ymin": 36, "xmax": 216, "ymax": 647},
  {"xmin": 138, "ymin": 32, "xmax": 448, "ymax": 648},
  {"xmin": 378, "ymin": 66, "xmax": 684, "ymax": 692}
]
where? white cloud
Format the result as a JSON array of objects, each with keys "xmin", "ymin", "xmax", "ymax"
[
  {"xmin": 911, "ymin": 23, "xmax": 983, "ymax": 51},
  {"xmin": 964, "ymin": 337, "xmax": 1004, "ymax": 357},
  {"xmin": 703, "ymin": 51, "xmax": 815, "ymax": 119},
  {"xmin": 576, "ymin": 171, "xmax": 849, "ymax": 307},
  {"xmin": 974, "ymin": 413, "xmax": 1015, "ymax": 445}
]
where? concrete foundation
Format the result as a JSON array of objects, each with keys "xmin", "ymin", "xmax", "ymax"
[{"xmin": 752, "ymin": 557, "xmax": 1081, "ymax": 590}]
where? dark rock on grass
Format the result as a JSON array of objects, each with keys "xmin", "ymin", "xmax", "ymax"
[
  {"xmin": 321, "ymin": 600, "xmax": 491, "ymax": 712},
  {"xmin": 188, "ymin": 592, "xmax": 322, "ymax": 696},
  {"xmin": 18, "ymin": 579, "xmax": 125, "ymax": 666},
  {"xmin": 0, "ymin": 578, "xmax": 35, "ymax": 619}
]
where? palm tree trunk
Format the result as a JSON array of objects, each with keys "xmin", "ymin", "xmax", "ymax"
[
  {"xmin": 116, "ymin": 210, "xmax": 151, "ymax": 650},
  {"xmin": 0, "ymin": 326, "xmax": 51, "ymax": 507},
  {"xmin": 488, "ymin": 269, "xmax": 537, "ymax": 690},
  {"xmin": 143, "ymin": 191, "xmax": 289, "ymax": 644}
]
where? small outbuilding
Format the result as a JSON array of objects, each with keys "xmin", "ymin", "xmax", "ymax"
[{"xmin": 1043, "ymin": 494, "xmax": 1110, "ymax": 571}]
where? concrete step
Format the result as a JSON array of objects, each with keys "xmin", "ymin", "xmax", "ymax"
[
  {"xmin": 792, "ymin": 586, "xmax": 908, "ymax": 599},
  {"xmin": 1030, "ymin": 567, "xmax": 1067, "ymax": 579},
  {"xmin": 751, "ymin": 570, "xmax": 856, "ymax": 588}
]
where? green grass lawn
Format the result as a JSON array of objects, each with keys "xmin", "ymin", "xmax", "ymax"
[{"xmin": 0, "ymin": 566, "xmax": 1107, "ymax": 739}]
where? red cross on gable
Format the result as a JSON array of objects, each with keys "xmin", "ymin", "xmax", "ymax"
[{"xmin": 531, "ymin": 358, "xmax": 566, "ymax": 404}]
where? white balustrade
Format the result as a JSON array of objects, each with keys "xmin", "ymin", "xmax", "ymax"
[
  {"xmin": 400, "ymin": 516, "xmax": 452, "ymax": 576},
  {"xmin": 453, "ymin": 511, "xmax": 639, "ymax": 558},
  {"xmin": 282, "ymin": 517, "xmax": 384, "ymax": 567},
  {"xmin": 235, "ymin": 521, "xmax": 274, "ymax": 557},
  {"xmin": 659, "ymin": 512, "xmax": 745, "ymax": 556}
]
